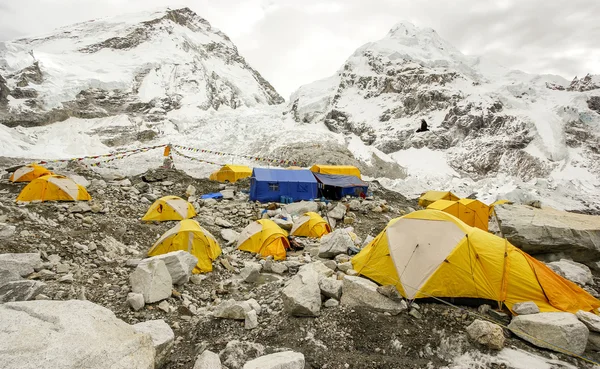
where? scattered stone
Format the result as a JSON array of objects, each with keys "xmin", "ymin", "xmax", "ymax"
[
  {"xmin": 158, "ymin": 301, "xmax": 171, "ymax": 313},
  {"xmin": 319, "ymin": 277, "xmax": 343, "ymax": 300},
  {"xmin": 508, "ymin": 312, "xmax": 589, "ymax": 355},
  {"xmin": 283, "ymin": 201, "xmax": 319, "ymax": 217},
  {"xmin": 0, "ymin": 253, "xmax": 42, "ymax": 277},
  {"xmin": 346, "ymin": 269, "xmax": 358, "ymax": 276},
  {"xmin": 56, "ymin": 264, "xmax": 70, "ymax": 274},
  {"xmin": 142, "ymin": 251, "xmax": 198, "ymax": 285},
  {"xmin": 186, "ymin": 185, "xmax": 197, "ymax": 197},
  {"xmin": 127, "ymin": 292, "xmax": 145, "ymax": 311},
  {"xmin": 349, "ymin": 200, "xmax": 361, "ymax": 211},
  {"xmin": 466, "ymin": 319, "xmax": 505, "ymax": 350},
  {"xmin": 281, "ymin": 267, "xmax": 321, "ymax": 317},
  {"xmin": 335, "ymin": 254, "xmax": 351, "ymax": 264},
  {"xmin": 190, "ymin": 274, "xmax": 207, "ymax": 285},
  {"xmin": 193, "ymin": 350, "xmax": 221, "ymax": 369},
  {"xmin": 324, "ymin": 298, "xmax": 340, "ymax": 308},
  {"xmin": 408, "ymin": 308, "xmax": 422, "ymax": 319},
  {"xmin": 0, "ymin": 280, "xmax": 46, "ymax": 303},
  {"xmin": 488, "ymin": 309, "xmax": 511, "ymax": 325},
  {"xmin": 215, "ymin": 218, "xmax": 233, "ymax": 228},
  {"xmin": 133, "ymin": 319, "xmax": 174, "ymax": 368},
  {"xmin": 58, "ymin": 273, "xmax": 74, "ymax": 283},
  {"xmin": 130, "ymin": 259, "xmax": 173, "ymax": 303},
  {"xmin": 327, "ymin": 203, "xmax": 347, "ymax": 220},
  {"xmin": 220, "ymin": 189, "xmax": 235, "ymax": 200},
  {"xmin": 273, "ymin": 218, "xmax": 294, "ymax": 231},
  {"xmin": 547, "ymin": 259, "xmax": 593, "ymax": 286},
  {"xmin": 239, "ymin": 263, "xmax": 262, "ymax": 283},
  {"xmin": 69, "ymin": 203, "xmax": 91, "ymax": 213},
  {"xmin": 214, "ymin": 299, "xmax": 252, "ymax": 320},
  {"xmin": 221, "ymin": 229, "xmax": 240, "ymax": 245},
  {"xmin": 0, "ymin": 223, "xmax": 16, "ymax": 240},
  {"xmin": 513, "ymin": 301, "xmax": 540, "ymax": 315},
  {"xmin": 0, "ymin": 300, "xmax": 154, "ymax": 368},
  {"xmin": 337, "ymin": 261, "xmax": 353, "ymax": 273},
  {"xmin": 247, "ymin": 298, "xmax": 261, "ymax": 315},
  {"xmin": 341, "ymin": 276, "xmax": 407, "ymax": 314},
  {"xmin": 242, "ymin": 351, "xmax": 305, "ymax": 369},
  {"xmin": 264, "ymin": 259, "xmax": 288, "ymax": 274},
  {"xmin": 323, "ymin": 260, "xmax": 337, "ymax": 271},
  {"xmin": 319, "ymin": 230, "xmax": 354, "ymax": 258},
  {"xmin": 220, "ymin": 340, "xmax": 265, "ymax": 369},
  {"xmin": 576, "ymin": 310, "xmax": 600, "ymax": 332},
  {"xmin": 245, "ymin": 310, "xmax": 259, "ymax": 329},
  {"xmin": 376, "ymin": 285, "xmax": 403, "ymax": 302},
  {"xmin": 371, "ymin": 206, "xmax": 383, "ymax": 213}
]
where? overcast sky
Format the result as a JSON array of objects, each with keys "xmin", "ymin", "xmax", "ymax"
[{"xmin": 1, "ymin": 0, "xmax": 598, "ymax": 98}]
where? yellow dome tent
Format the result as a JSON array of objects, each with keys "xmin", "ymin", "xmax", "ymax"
[
  {"xmin": 10, "ymin": 164, "xmax": 53, "ymax": 183},
  {"xmin": 16, "ymin": 175, "xmax": 91, "ymax": 203},
  {"xmin": 352, "ymin": 209, "xmax": 600, "ymax": 314},
  {"xmin": 237, "ymin": 219, "xmax": 289, "ymax": 260},
  {"xmin": 142, "ymin": 196, "xmax": 197, "ymax": 222},
  {"xmin": 418, "ymin": 190, "xmax": 459, "ymax": 207},
  {"xmin": 427, "ymin": 198, "xmax": 490, "ymax": 231},
  {"xmin": 147, "ymin": 219, "xmax": 222, "ymax": 273},
  {"xmin": 209, "ymin": 165, "xmax": 252, "ymax": 183},
  {"xmin": 291, "ymin": 212, "xmax": 331, "ymax": 238},
  {"xmin": 310, "ymin": 164, "xmax": 361, "ymax": 178}
]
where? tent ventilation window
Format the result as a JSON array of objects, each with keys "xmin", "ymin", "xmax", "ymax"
[{"xmin": 268, "ymin": 183, "xmax": 279, "ymax": 191}]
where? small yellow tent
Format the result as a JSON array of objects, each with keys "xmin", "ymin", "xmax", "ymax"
[
  {"xmin": 427, "ymin": 198, "xmax": 489, "ymax": 231},
  {"xmin": 142, "ymin": 196, "xmax": 197, "ymax": 222},
  {"xmin": 352, "ymin": 209, "xmax": 600, "ymax": 314},
  {"xmin": 291, "ymin": 212, "xmax": 331, "ymax": 238},
  {"xmin": 209, "ymin": 165, "xmax": 252, "ymax": 183},
  {"xmin": 16, "ymin": 175, "xmax": 91, "ymax": 203},
  {"xmin": 147, "ymin": 219, "xmax": 222, "ymax": 273},
  {"xmin": 10, "ymin": 164, "xmax": 53, "ymax": 183},
  {"xmin": 418, "ymin": 190, "xmax": 459, "ymax": 207},
  {"xmin": 237, "ymin": 219, "xmax": 289, "ymax": 260},
  {"xmin": 310, "ymin": 164, "xmax": 361, "ymax": 178}
]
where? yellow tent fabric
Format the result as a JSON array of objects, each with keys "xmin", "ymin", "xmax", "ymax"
[
  {"xmin": 142, "ymin": 196, "xmax": 197, "ymax": 222},
  {"xmin": 209, "ymin": 165, "xmax": 252, "ymax": 183},
  {"xmin": 310, "ymin": 164, "xmax": 361, "ymax": 178},
  {"xmin": 291, "ymin": 212, "xmax": 331, "ymax": 238},
  {"xmin": 427, "ymin": 198, "xmax": 489, "ymax": 231},
  {"xmin": 418, "ymin": 191, "xmax": 459, "ymax": 207},
  {"xmin": 237, "ymin": 219, "xmax": 290, "ymax": 260},
  {"xmin": 16, "ymin": 175, "xmax": 91, "ymax": 203},
  {"xmin": 147, "ymin": 219, "xmax": 222, "ymax": 273},
  {"xmin": 10, "ymin": 164, "xmax": 53, "ymax": 183},
  {"xmin": 352, "ymin": 209, "xmax": 600, "ymax": 314}
]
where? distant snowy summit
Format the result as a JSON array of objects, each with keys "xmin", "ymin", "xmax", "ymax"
[{"xmin": 0, "ymin": 7, "xmax": 283, "ymax": 128}]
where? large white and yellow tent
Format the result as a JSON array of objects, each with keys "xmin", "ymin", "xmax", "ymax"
[
  {"xmin": 427, "ymin": 198, "xmax": 489, "ymax": 231},
  {"xmin": 418, "ymin": 190, "xmax": 459, "ymax": 207},
  {"xmin": 142, "ymin": 196, "xmax": 197, "ymax": 222},
  {"xmin": 291, "ymin": 212, "xmax": 331, "ymax": 238},
  {"xmin": 352, "ymin": 210, "xmax": 600, "ymax": 314},
  {"xmin": 147, "ymin": 219, "xmax": 222, "ymax": 273},
  {"xmin": 10, "ymin": 164, "xmax": 53, "ymax": 183},
  {"xmin": 209, "ymin": 165, "xmax": 252, "ymax": 183},
  {"xmin": 16, "ymin": 175, "xmax": 91, "ymax": 203},
  {"xmin": 237, "ymin": 219, "xmax": 290, "ymax": 260}
]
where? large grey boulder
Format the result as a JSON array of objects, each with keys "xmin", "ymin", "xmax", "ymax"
[
  {"xmin": 133, "ymin": 320, "xmax": 174, "ymax": 368},
  {"xmin": 243, "ymin": 351, "xmax": 305, "ymax": 369},
  {"xmin": 301, "ymin": 261, "xmax": 335, "ymax": 278},
  {"xmin": 0, "ymin": 280, "xmax": 46, "ymax": 303},
  {"xmin": 466, "ymin": 319, "xmax": 505, "ymax": 350},
  {"xmin": 0, "ymin": 223, "xmax": 16, "ymax": 240},
  {"xmin": 319, "ymin": 277, "xmax": 343, "ymax": 300},
  {"xmin": 576, "ymin": 310, "xmax": 600, "ymax": 332},
  {"xmin": 0, "ymin": 269, "xmax": 21, "ymax": 286},
  {"xmin": 214, "ymin": 299, "xmax": 252, "ymax": 320},
  {"xmin": 546, "ymin": 259, "xmax": 593, "ymax": 286},
  {"xmin": 496, "ymin": 205, "xmax": 600, "ymax": 264},
  {"xmin": 130, "ymin": 259, "xmax": 173, "ymax": 303},
  {"xmin": 281, "ymin": 267, "xmax": 321, "ymax": 316},
  {"xmin": 341, "ymin": 276, "xmax": 407, "ymax": 314},
  {"xmin": 239, "ymin": 263, "xmax": 262, "ymax": 283},
  {"xmin": 194, "ymin": 350, "xmax": 222, "ymax": 369},
  {"xmin": 318, "ymin": 230, "xmax": 354, "ymax": 258},
  {"xmin": 0, "ymin": 253, "xmax": 42, "ymax": 277},
  {"xmin": 142, "ymin": 251, "xmax": 198, "ymax": 285},
  {"xmin": 327, "ymin": 203, "xmax": 347, "ymax": 220},
  {"xmin": 508, "ymin": 312, "xmax": 589, "ymax": 355},
  {"xmin": 283, "ymin": 201, "xmax": 318, "ymax": 217},
  {"xmin": 512, "ymin": 301, "xmax": 540, "ymax": 315},
  {"xmin": 0, "ymin": 300, "xmax": 155, "ymax": 368}
]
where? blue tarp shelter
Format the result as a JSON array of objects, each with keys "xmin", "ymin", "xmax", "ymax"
[
  {"xmin": 250, "ymin": 168, "xmax": 318, "ymax": 203},
  {"xmin": 313, "ymin": 173, "xmax": 369, "ymax": 200}
]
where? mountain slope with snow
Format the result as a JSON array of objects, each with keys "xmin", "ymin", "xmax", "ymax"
[{"xmin": 0, "ymin": 7, "xmax": 283, "ymax": 128}]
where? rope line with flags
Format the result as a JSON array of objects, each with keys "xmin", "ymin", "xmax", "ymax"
[
  {"xmin": 171, "ymin": 148, "xmax": 222, "ymax": 166},
  {"xmin": 37, "ymin": 144, "xmax": 168, "ymax": 165},
  {"xmin": 172, "ymin": 144, "xmax": 307, "ymax": 167}
]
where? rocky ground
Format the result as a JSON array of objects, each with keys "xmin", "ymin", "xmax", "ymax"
[{"xmin": 0, "ymin": 163, "xmax": 599, "ymax": 369}]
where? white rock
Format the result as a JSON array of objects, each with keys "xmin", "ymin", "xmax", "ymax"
[
  {"xmin": 327, "ymin": 203, "xmax": 347, "ymax": 220},
  {"xmin": 319, "ymin": 277, "xmax": 343, "ymax": 300},
  {"xmin": 547, "ymin": 259, "xmax": 593, "ymax": 286},
  {"xmin": 324, "ymin": 298, "xmax": 339, "ymax": 308},
  {"xmin": 341, "ymin": 276, "xmax": 407, "ymax": 314},
  {"xmin": 300, "ymin": 261, "xmax": 335, "ymax": 278},
  {"xmin": 281, "ymin": 267, "xmax": 321, "ymax": 317},
  {"xmin": 215, "ymin": 218, "xmax": 233, "ymax": 228},
  {"xmin": 127, "ymin": 293, "xmax": 145, "ymax": 311},
  {"xmin": 0, "ymin": 300, "xmax": 155, "ymax": 369},
  {"xmin": 193, "ymin": 350, "xmax": 222, "ymax": 369},
  {"xmin": 220, "ymin": 189, "xmax": 235, "ymax": 200},
  {"xmin": 508, "ymin": 312, "xmax": 589, "ymax": 355},
  {"xmin": 133, "ymin": 319, "xmax": 174, "ymax": 368},
  {"xmin": 512, "ymin": 301, "xmax": 540, "ymax": 315},
  {"xmin": 239, "ymin": 263, "xmax": 262, "ymax": 283},
  {"xmin": 214, "ymin": 299, "xmax": 252, "ymax": 320},
  {"xmin": 264, "ymin": 259, "xmax": 288, "ymax": 274},
  {"xmin": 246, "ymin": 298, "xmax": 261, "ymax": 315},
  {"xmin": 130, "ymin": 259, "xmax": 173, "ymax": 303},
  {"xmin": 337, "ymin": 261, "xmax": 353, "ymax": 273},
  {"xmin": 90, "ymin": 179, "xmax": 107, "ymax": 188},
  {"xmin": 243, "ymin": 351, "xmax": 305, "ymax": 369},
  {"xmin": 158, "ymin": 301, "xmax": 171, "ymax": 313},
  {"xmin": 186, "ymin": 185, "xmax": 197, "ymax": 197},
  {"xmin": 466, "ymin": 319, "xmax": 505, "ymax": 350},
  {"xmin": 283, "ymin": 201, "xmax": 318, "ymax": 217},
  {"xmin": 69, "ymin": 203, "xmax": 91, "ymax": 213},
  {"xmin": 221, "ymin": 229, "xmax": 240, "ymax": 245},
  {"xmin": 0, "ymin": 253, "xmax": 42, "ymax": 277},
  {"xmin": 0, "ymin": 223, "xmax": 16, "ymax": 240},
  {"xmin": 576, "ymin": 310, "xmax": 600, "ymax": 332},
  {"xmin": 142, "ymin": 251, "xmax": 198, "ymax": 285},
  {"xmin": 349, "ymin": 200, "xmax": 361, "ymax": 211},
  {"xmin": 0, "ymin": 280, "xmax": 46, "ymax": 303},
  {"xmin": 319, "ymin": 229, "xmax": 353, "ymax": 258},
  {"xmin": 245, "ymin": 310, "xmax": 259, "ymax": 329},
  {"xmin": 58, "ymin": 273, "xmax": 74, "ymax": 283},
  {"xmin": 118, "ymin": 178, "xmax": 132, "ymax": 187},
  {"xmin": 273, "ymin": 218, "xmax": 294, "ymax": 231},
  {"xmin": 220, "ymin": 340, "xmax": 265, "ymax": 369}
]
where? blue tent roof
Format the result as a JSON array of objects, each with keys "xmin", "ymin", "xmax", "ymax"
[
  {"xmin": 252, "ymin": 168, "xmax": 317, "ymax": 183},
  {"xmin": 313, "ymin": 173, "xmax": 368, "ymax": 188}
]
